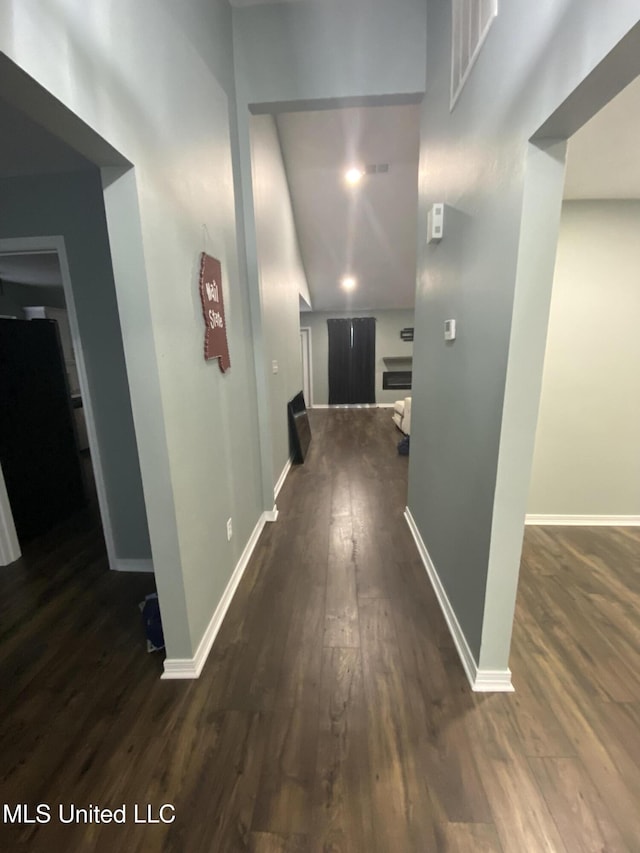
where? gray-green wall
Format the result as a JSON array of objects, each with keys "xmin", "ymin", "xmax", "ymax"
[
  {"xmin": 409, "ymin": 1, "xmax": 640, "ymax": 670},
  {"xmin": 0, "ymin": 282, "xmax": 66, "ymax": 317},
  {"xmin": 528, "ymin": 201, "xmax": 640, "ymax": 518},
  {"xmin": 232, "ymin": 0, "xmax": 427, "ymax": 105},
  {"xmin": 301, "ymin": 309, "xmax": 414, "ymax": 406},
  {"xmin": 250, "ymin": 115, "xmax": 310, "ymax": 486}
]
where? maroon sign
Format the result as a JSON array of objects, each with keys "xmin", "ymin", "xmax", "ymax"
[{"xmin": 199, "ymin": 252, "xmax": 230, "ymax": 372}]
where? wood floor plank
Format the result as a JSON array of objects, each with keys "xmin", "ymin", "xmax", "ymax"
[
  {"xmin": 324, "ymin": 517, "xmax": 359, "ymax": 648},
  {"xmin": 311, "ymin": 647, "xmax": 374, "ymax": 853},
  {"xmin": 515, "ymin": 630, "xmax": 640, "ymax": 849},
  {"xmin": 351, "ymin": 514, "xmax": 389, "ymax": 600},
  {"xmin": 390, "ymin": 591, "xmax": 494, "ymax": 824},
  {"xmin": 249, "ymin": 832, "xmax": 308, "ymax": 853},
  {"xmin": 358, "ymin": 596, "xmax": 440, "ymax": 851},
  {"xmin": 466, "ymin": 711, "xmax": 569, "ymax": 853},
  {"xmin": 594, "ymin": 701, "xmax": 640, "ymax": 772},
  {"xmin": 274, "ymin": 583, "xmax": 325, "ymax": 710},
  {"xmin": 506, "ymin": 654, "xmax": 577, "ymax": 759},
  {"xmin": 158, "ymin": 709, "xmax": 268, "ymax": 852},
  {"xmin": 442, "ymin": 822, "xmax": 503, "ymax": 852},
  {"xmin": 251, "ymin": 707, "xmax": 319, "ymax": 836},
  {"xmin": 534, "ymin": 574, "xmax": 640, "ymax": 702},
  {"xmin": 528, "ymin": 756, "xmax": 630, "ymax": 853}
]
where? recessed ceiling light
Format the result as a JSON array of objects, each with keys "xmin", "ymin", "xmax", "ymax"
[
  {"xmin": 341, "ymin": 276, "xmax": 357, "ymax": 290},
  {"xmin": 344, "ymin": 167, "xmax": 364, "ymax": 185}
]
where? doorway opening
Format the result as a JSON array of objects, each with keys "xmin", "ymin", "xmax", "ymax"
[
  {"xmin": 527, "ymin": 74, "xmax": 640, "ymax": 528},
  {"xmin": 506, "ymin": 32, "xmax": 640, "ymax": 702},
  {"xmin": 0, "ymin": 247, "xmax": 98, "ymax": 551},
  {"xmin": 519, "ymin": 71, "xmax": 640, "ymax": 670},
  {"xmin": 300, "ymin": 325, "xmax": 312, "ymax": 407},
  {"xmin": 0, "ymin": 70, "xmax": 163, "ymax": 666}
]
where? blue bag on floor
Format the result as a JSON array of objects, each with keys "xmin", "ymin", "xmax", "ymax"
[
  {"xmin": 140, "ymin": 593, "xmax": 165, "ymax": 652},
  {"xmin": 397, "ymin": 435, "xmax": 410, "ymax": 456}
]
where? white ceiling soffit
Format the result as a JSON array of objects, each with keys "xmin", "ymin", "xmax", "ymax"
[
  {"xmin": 564, "ymin": 74, "xmax": 640, "ymax": 200},
  {"xmin": 0, "ymin": 96, "xmax": 94, "ymax": 179},
  {"xmin": 0, "ymin": 252, "xmax": 63, "ymax": 287},
  {"xmin": 276, "ymin": 104, "xmax": 421, "ymax": 312}
]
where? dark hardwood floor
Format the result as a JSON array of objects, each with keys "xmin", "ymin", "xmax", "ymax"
[{"xmin": 1, "ymin": 408, "xmax": 639, "ymax": 851}]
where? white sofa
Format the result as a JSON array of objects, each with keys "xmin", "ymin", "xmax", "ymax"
[{"xmin": 392, "ymin": 396, "xmax": 411, "ymax": 435}]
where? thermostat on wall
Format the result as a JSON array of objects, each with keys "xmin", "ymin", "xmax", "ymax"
[
  {"xmin": 427, "ymin": 203, "xmax": 444, "ymax": 243},
  {"xmin": 444, "ymin": 319, "xmax": 456, "ymax": 341}
]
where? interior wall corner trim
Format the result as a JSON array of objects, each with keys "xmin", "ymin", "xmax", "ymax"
[{"xmin": 404, "ymin": 506, "xmax": 514, "ymax": 693}]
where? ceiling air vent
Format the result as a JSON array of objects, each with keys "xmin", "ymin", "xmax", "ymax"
[{"xmin": 364, "ymin": 163, "xmax": 390, "ymax": 175}]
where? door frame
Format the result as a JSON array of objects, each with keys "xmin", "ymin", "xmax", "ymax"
[
  {"xmin": 300, "ymin": 325, "xmax": 313, "ymax": 408},
  {"xmin": 482, "ymin": 22, "xmax": 640, "ymax": 674},
  {"xmin": 0, "ymin": 235, "xmax": 117, "ymax": 569}
]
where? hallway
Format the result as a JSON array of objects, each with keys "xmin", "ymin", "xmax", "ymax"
[{"xmin": 1, "ymin": 409, "xmax": 639, "ymax": 852}]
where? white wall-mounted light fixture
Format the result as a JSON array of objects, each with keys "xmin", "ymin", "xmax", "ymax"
[
  {"xmin": 344, "ymin": 167, "xmax": 364, "ymax": 186},
  {"xmin": 341, "ymin": 276, "xmax": 357, "ymax": 290}
]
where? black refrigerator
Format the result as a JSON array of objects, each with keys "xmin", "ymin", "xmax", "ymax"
[{"xmin": 0, "ymin": 317, "xmax": 86, "ymax": 542}]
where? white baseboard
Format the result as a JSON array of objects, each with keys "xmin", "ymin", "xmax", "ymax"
[
  {"xmin": 311, "ymin": 403, "xmax": 395, "ymax": 409},
  {"xmin": 404, "ymin": 507, "xmax": 514, "ymax": 693},
  {"xmin": 525, "ymin": 514, "xmax": 640, "ymax": 527},
  {"xmin": 114, "ymin": 558, "xmax": 154, "ymax": 573},
  {"xmin": 274, "ymin": 457, "xmax": 293, "ymax": 501},
  {"xmin": 162, "ymin": 510, "xmax": 268, "ymax": 679}
]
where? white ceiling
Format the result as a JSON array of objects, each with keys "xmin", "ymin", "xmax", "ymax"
[
  {"xmin": 277, "ymin": 76, "xmax": 639, "ymax": 313},
  {"xmin": 0, "ymin": 253, "xmax": 62, "ymax": 287},
  {"xmin": 276, "ymin": 104, "xmax": 421, "ymax": 311},
  {"xmin": 564, "ymin": 74, "xmax": 640, "ymax": 199}
]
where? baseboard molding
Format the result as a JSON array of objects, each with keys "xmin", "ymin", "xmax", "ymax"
[
  {"xmin": 311, "ymin": 403, "xmax": 395, "ymax": 409},
  {"xmin": 162, "ymin": 510, "xmax": 268, "ymax": 680},
  {"xmin": 274, "ymin": 457, "xmax": 293, "ymax": 501},
  {"xmin": 114, "ymin": 558, "xmax": 154, "ymax": 573},
  {"xmin": 525, "ymin": 514, "xmax": 640, "ymax": 527},
  {"xmin": 404, "ymin": 507, "xmax": 514, "ymax": 693}
]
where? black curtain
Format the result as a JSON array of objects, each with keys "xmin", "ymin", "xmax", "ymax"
[
  {"xmin": 350, "ymin": 317, "xmax": 375, "ymax": 403},
  {"xmin": 327, "ymin": 317, "xmax": 376, "ymax": 405},
  {"xmin": 327, "ymin": 319, "xmax": 351, "ymax": 404}
]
